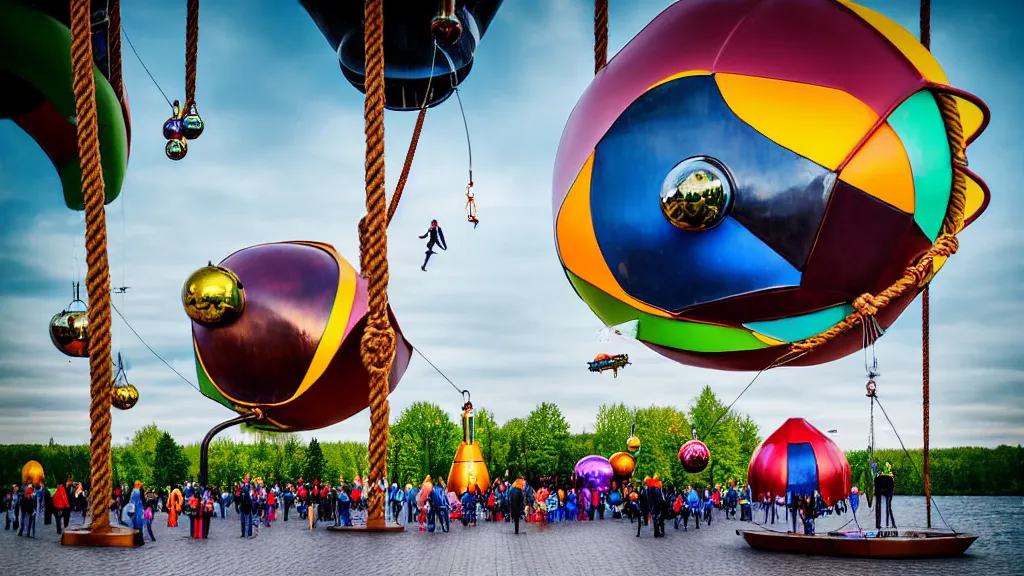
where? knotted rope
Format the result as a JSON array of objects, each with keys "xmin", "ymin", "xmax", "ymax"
[
  {"xmin": 594, "ymin": 0, "xmax": 608, "ymax": 74},
  {"xmin": 789, "ymin": 3, "xmax": 968, "ymax": 364},
  {"xmin": 70, "ymin": 0, "xmax": 114, "ymax": 535},
  {"xmin": 359, "ymin": 0, "xmax": 395, "ymax": 525},
  {"xmin": 184, "ymin": 0, "xmax": 200, "ymax": 112}
]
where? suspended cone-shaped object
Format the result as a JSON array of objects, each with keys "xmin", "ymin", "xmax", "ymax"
[{"xmin": 447, "ymin": 402, "xmax": 490, "ymax": 495}]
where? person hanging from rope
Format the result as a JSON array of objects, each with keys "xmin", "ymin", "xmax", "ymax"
[
  {"xmin": 419, "ymin": 219, "xmax": 447, "ymax": 271},
  {"xmin": 465, "ymin": 182, "xmax": 479, "ymax": 228}
]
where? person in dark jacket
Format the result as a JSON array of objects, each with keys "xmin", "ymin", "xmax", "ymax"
[
  {"xmin": 18, "ymin": 486, "xmax": 37, "ymax": 537},
  {"xmin": 239, "ymin": 479, "xmax": 254, "ymax": 538},
  {"xmin": 418, "ymin": 219, "xmax": 447, "ymax": 271},
  {"xmin": 507, "ymin": 478, "xmax": 526, "ymax": 534},
  {"xmin": 645, "ymin": 477, "xmax": 667, "ymax": 538}
]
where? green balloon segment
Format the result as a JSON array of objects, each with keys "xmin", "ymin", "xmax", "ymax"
[
  {"xmin": 886, "ymin": 90, "xmax": 953, "ymax": 241},
  {"xmin": 564, "ymin": 270, "xmax": 770, "ymax": 353},
  {"xmin": 0, "ymin": 0, "xmax": 128, "ymax": 210}
]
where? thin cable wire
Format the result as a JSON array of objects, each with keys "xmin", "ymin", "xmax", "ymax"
[
  {"xmin": 111, "ymin": 302, "xmax": 201, "ymax": 393},
  {"xmin": 701, "ymin": 350, "xmax": 809, "ymax": 438},
  {"xmin": 436, "ymin": 43, "xmax": 474, "ymax": 183},
  {"xmin": 413, "ymin": 346, "xmax": 467, "ymax": 397},
  {"xmin": 122, "ymin": 28, "xmax": 174, "ymax": 108},
  {"xmin": 873, "ymin": 395, "xmax": 956, "ymax": 534}
]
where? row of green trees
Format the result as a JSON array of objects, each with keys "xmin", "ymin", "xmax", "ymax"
[{"xmin": 2, "ymin": 386, "xmax": 1021, "ymax": 495}]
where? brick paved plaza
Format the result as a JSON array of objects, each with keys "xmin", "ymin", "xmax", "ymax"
[{"xmin": 1, "ymin": 498, "xmax": 1016, "ymax": 576}]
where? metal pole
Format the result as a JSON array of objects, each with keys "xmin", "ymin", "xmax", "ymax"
[{"xmin": 199, "ymin": 413, "xmax": 260, "ymax": 487}]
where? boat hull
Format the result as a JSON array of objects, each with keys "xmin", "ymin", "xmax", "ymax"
[{"xmin": 737, "ymin": 529, "xmax": 978, "ymax": 558}]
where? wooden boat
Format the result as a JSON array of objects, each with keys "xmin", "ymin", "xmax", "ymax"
[{"xmin": 737, "ymin": 528, "xmax": 978, "ymax": 558}]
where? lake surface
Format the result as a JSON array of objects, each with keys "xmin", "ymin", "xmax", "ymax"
[{"xmin": 2, "ymin": 495, "xmax": 1020, "ymax": 576}]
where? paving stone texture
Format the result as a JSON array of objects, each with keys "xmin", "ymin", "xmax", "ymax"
[{"xmin": 1, "ymin": 496, "xmax": 1017, "ymax": 576}]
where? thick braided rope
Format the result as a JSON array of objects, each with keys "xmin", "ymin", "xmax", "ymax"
[
  {"xmin": 790, "ymin": 89, "xmax": 968, "ymax": 356},
  {"xmin": 71, "ymin": 0, "xmax": 115, "ymax": 534},
  {"xmin": 594, "ymin": 0, "xmax": 608, "ymax": 74},
  {"xmin": 184, "ymin": 0, "xmax": 200, "ymax": 111},
  {"xmin": 386, "ymin": 106, "xmax": 428, "ymax": 226},
  {"xmin": 360, "ymin": 0, "xmax": 395, "ymax": 524},
  {"xmin": 107, "ymin": 0, "xmax": 123, "ymax": 103}
]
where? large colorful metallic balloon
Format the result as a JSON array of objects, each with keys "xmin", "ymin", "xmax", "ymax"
[
  {"xmin": 574, "ymin": 455, "xmax": 614, "ymax": 493},
  {"xmin": 300, "ymin": 0, "xmax": 503, "ymax": 111},
  {"xmin": 0, "ymin": 0, "xmax": 131, "ymax": 210},
  {"xmin": 186, "ymin": 241, "xmax": 412, "ymax": 432},
  {"xmin": 22, "ymin": 460, "xmax": 44, "ymax": 486},
  {"xmin": 552, "ymin": 0, "xmax": 990, "ymax": 371},
  {"xmin": 748, "ymin": 418, "xmax": 851, "ymax": 506}
]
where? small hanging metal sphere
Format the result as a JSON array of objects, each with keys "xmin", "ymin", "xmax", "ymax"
[
  {"xmin": 166, "ymin": 139, "xmax": 188, "ymax": 161},
  {"xmin": 182, "ymin": 264, "xmax": 246, "ymax": 327},
  {"xmin": 678, "ymin": 439, "xmax": 710, "ymax": 474},
  {"xmin": 626, "ymin": 435, "xmax": 641, "ymax": 452},
  {"xmin": 431, "ymin": 13, "xmax": 463, "ymax": 45},
  {"xmin": 49, "ymin": 309, "xmax": 90, "ymax": 357},
  {"xmin": 163, "ymin": 116, "xmax": 184, "ymax": 140},
  {"xmin": 181, "ymin": 113, "xmax": 204, "ymax": 140},
  {"xmin": 111, "ymin": 383, "xmax": 139, "ymax": 410}
]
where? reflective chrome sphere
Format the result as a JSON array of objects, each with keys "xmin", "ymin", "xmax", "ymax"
[
  {"xmin": 50, "ymin": 309, "xmax": 90, "ymax": 357},
  {"xmin": 182, "ymin": 264, "xmax": 246, "ymax": 327},
  {"xmin": 659, "ymin": 156, "xmax": 733, "ymax": 231},
  {"xmin": 165, "ymin": 139, "xmax": 188, "ymax": 161},
  {"xmin": 181, "ymin": 114, "xmax": 204, "ymax": 140},
  {"xmin": 626, "ymin": 435, "xmax": 641, "ymax": 453},
  {"xmin": 431, "ymin": 14, "xmax": 463, "ymax": 45},
  {"xmin": 112, "ymin": 384, "xmax": 139, "ymax": 410},
  {"xmin": 678, "ymin": 439, "xmax": 710, "ymax": 474},
  {"xmin": 163, "ymin": 117, "xmax": 184, "ymax": 140}
]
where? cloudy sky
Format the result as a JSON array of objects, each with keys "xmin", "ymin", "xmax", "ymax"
[{"xmin": 1, "ymin": 0, "xmax": 1021, "ymax": 451}]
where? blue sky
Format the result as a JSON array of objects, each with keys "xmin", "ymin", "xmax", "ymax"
[{"xmin": 1, "ymin": 0, "xmax": 1021, "ymax": 450}]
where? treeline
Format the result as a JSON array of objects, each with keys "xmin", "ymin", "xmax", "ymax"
[
  {"xmin": 1, "ymin": 387, "xmax": 1021, "ymax": 496},
  {"xmin": 847, "ymin": 446, "xmax": 1024, "ymax": 496}
]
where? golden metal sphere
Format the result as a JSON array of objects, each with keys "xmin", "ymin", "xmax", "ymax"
[
  {"xmin": 112, "ymin": 384, "xmax": 139, "ymax": 410},
  {"xmin": 626, "ymin": 435, "xmax": 641, "ymax": 452},
  {"xmin": 49, "ymin": 309, "xmax": 90, "ymax": 357},
  {"xmin": 182, "ymin": 264, "xmax": 245, "ymax": 327},
  {"xmin": 609, "ymin": 451, "xmax": 636, "ymax": 478},
  {"xmin": 659, "ymin": 156, "xmax": 733, "ymax": 231},
  {"xmin": 22, "ymin": 460, "xmax": 45, "ymax": 486}
]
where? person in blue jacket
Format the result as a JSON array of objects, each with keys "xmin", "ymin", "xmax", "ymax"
[
  {"xmin": 430, "ymin": 479, "xmax": 450, "ymax": 532},
  {"xmin": 401, "ymin": 481, "xmax": 413, "ymax": 522},
  {"xmin": 686, "ymin": 486, "xmax": 701, "ymax": 530},
  {"xmin": 392, "ymin": 483, "xmax": 405, "ymax": 524}
]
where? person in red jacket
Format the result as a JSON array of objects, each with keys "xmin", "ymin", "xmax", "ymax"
[{"xmin": 266, "ymin": 490, "xmax": 276, "ymax": 527}]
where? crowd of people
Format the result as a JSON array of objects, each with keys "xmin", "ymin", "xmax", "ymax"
[{"xmin": 2, "ymin": 470, "xmax": 865, "ymax": 542}]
